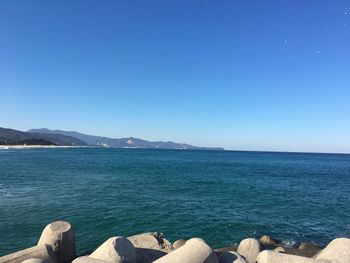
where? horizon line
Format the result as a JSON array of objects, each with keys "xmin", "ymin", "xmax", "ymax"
[{"xmin": 1, "ymin": 125, "xmax": 349, "ymax": 155}]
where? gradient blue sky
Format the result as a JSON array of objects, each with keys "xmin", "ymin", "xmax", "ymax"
[{"xmin": 1, "ymin": 1, "xmax": 350, "ymax": 152}]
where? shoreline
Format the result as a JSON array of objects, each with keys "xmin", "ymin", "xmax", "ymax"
[
  {"xmin": 0, "ymin": 145, "xmax": 92, "ymax": 149},
  {"xmin": 1, "ymin": 221, "xmax": 349, "ymax": 263}
]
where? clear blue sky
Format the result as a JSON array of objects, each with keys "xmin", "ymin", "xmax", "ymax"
[{"xmin": 1, "ymin": 1, "xmax": 349, "ymax": 153}]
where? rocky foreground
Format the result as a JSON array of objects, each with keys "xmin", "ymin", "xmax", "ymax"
[{"xmin": 1, "ymin": 221, "xmax": 349, "ymax": 263}]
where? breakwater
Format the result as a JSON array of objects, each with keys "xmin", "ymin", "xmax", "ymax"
[{"xmin": 1, "ymin": 221, "xmax": 349, "ymax": 263}]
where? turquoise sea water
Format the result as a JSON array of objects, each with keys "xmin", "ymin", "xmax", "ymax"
[{"xmin": 0, "ymin": 148, "xmax": 350, "ymax": 255}]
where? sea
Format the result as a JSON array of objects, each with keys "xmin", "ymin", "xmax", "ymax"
[{"xmin": 0, "ymin": 148, "xmax": 350, "ymax": 255}]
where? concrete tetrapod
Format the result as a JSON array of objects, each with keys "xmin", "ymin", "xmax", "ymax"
[
  {"xmin": 21, "ymin": 259, "xmax": 48, "ymax": 263},
  {"xmin": 127, "ymin": 233, "xmax": 173, "ymax": 252},
  {"xmin": 172, "ymin": 239, "xmax": 187, "ymax": 250},
  {"xmin": 37, "ymin": 221, "xmax": 75, "ymax": 263},
  {"xmin": 236, "ymin": 238, "xmax": 261, "ymax": 263},
  {"xmin": 0, "ymin": 245, "xmax": 56, "ymax": 263},
  {"xmin": 256, "ymin": 250, "xmax": 330, "ymax": 263},
  {"xmin": 72, "ymin": 256, "xmax": 115, "ymax": 263},
  {"xmin": 89, "ymin": 237, "xmax": 137, "ymax": 263},
  {"xmin": 218, "ymin": 251, "xmax": 247, "ymax": 263},
  {"xmin": 273, "ymin": 246, "xmax": 286, "ymax": 253},
  {"xmin": 127, "ymin": 232, "xmax": 173, "ymax": 263},
  {"xmin": 314, "ymin": 238, "xmax": 350, "ymax": 263},
  {"xmin": 153, "ymin": 238, "xmax": 218, "ymax": 263},
  {"xmin": 259, "ymin": 235, "xmax": 277, "ymax": 246}
]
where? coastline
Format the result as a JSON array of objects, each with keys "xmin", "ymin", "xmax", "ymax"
[
  {"xmin": 0, "ymin": 145, "xmax": 92, "ymax": 149},
  {"xmin": 1, "ymin": 220, "xmax": 349, "ymax": 263}
]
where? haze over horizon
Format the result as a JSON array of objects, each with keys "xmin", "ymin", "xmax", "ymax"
[{"xmin": 1, "ymin": 1, "xmax": 350, "ymax": 153}]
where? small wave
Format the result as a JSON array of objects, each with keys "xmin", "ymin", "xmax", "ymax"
[{"xmin": 281, "ymin": 238, "xmax": 297, "ymax": 248}]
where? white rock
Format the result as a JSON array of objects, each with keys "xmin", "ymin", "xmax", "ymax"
[
  {"xmin": 314, "ymin": 238, "xmax": 350, "ymax": 263},
  {"xmin": 218, "ymin": 251, "xmax": 247, "ymax": 263},
  {"xmin": 257, "ymin": 250, "xmax": 330, "ymax": 263},
  {"xmin": 37, "ymin": 221, "xmax": 75, "ymax": 263},
  {"xmin": 89, "ymin": 237, "xmax": 137, "ymax": 263},
  {"xmin": 236, "ymin": 238, "xmax": 261, "ymax": 263},
  {"xmin": 0, "ymin": 245, "xmax": 56, "ymax": 263},
  {"xmin": 153, "ymin": 238, "xmax": 218, "ymax": 263}
]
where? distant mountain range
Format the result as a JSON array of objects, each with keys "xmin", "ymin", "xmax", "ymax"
[
  {"xmin": 0, "ymin": 127, "xmax": 87, "ymax": 146},
  {"xmin": 0, "ymin": 127, "xmax": 224, "ymax": 150}
]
